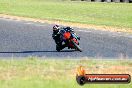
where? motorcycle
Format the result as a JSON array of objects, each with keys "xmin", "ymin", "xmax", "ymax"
[{"xmin": 56, "ymin": 29, "xmax": 82, "ymax": 52}]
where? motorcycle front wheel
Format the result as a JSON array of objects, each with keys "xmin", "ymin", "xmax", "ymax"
[{"xmin": 71, "ymin": 40, "xmax": 82, "ymax": 52}]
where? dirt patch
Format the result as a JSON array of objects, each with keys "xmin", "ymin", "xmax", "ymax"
[{"xmin": 0, "ymin": 14, "xmax": 132, "ymax": 33}]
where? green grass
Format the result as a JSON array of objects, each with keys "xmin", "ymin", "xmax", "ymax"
[
  {"xmin": 0, "ymin": 57, "xmax": 132, "ymax": 88},
  {"xmin": 0, "ymin": 0, "xmax": 132, "ymax": 28}
]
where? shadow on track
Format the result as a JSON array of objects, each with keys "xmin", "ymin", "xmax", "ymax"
[{"xmin": 0, "ymin": 50, "xmax": 76, "ymax": 53}]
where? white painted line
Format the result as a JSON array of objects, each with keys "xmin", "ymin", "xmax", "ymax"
[
  {"xmin": 25, "ymin": 22, "xmax": 33, "ymax": 24},
  {"xmin": 25, "ymin": 22, "xmax": 45, "ymax": 27},
  {"xmin": 77, "ymin": 30, "xmax": 92, "ymax": 33},
  {"xmin": 127, "ymin": 36, "xmax": 132, "ymax": 39}
]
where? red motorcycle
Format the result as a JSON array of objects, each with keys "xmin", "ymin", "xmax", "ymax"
[{"xmin": 56, "ymin": 29, "xmax": 82, "ymax": 52}]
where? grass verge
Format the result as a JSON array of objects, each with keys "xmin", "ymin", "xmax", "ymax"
[
  {"xmin": 0, "ymin": 0, "xmax": 132, "ymax": 30},
  {"xmin": 0, "ymin": 57, "xmax": 132, "ymax": 88}
]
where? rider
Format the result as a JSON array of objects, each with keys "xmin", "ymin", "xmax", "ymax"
[{"xmin": 52, "ymin": 25, "xmax": 80, "ymax": 51}]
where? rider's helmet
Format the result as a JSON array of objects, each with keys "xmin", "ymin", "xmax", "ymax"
[{"xmin": 53, "ymin": 25, "xmax": 59, "ymax": 32}]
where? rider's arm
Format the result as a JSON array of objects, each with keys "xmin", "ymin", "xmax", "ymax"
[{"xmin": 52, "ymin": 34, "xmax": 56, "ymax": 39}]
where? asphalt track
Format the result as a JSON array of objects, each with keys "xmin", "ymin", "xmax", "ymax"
[{"xmin": 0, "ymin": 17, "xmax": 132, "ymax": 58}]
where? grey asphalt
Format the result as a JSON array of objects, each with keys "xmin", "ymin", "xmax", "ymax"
[{"xmin": 0, "ymin": 17, "xmax": 132, "ymax": 58}]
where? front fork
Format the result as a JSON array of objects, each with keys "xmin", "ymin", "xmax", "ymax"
[{"xmin": 71, "ymin": 33, "xmax": 80, "ymax": 40}]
